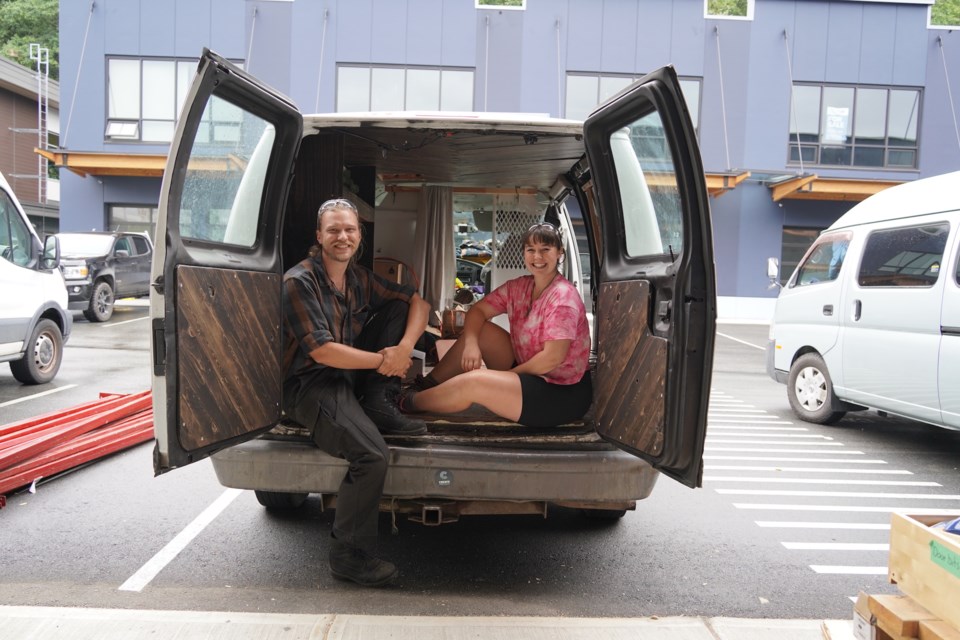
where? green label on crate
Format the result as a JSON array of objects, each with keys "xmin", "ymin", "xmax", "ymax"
[{"xmin": 929, "ymin": 540, "xmax": 960, "ymax": 578}]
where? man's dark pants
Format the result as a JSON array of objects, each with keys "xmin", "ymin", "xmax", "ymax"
[{"xmin": 286, "ymin": 300, "xmax": 409, "ymax": 552}]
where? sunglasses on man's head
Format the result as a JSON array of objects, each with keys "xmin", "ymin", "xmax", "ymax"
[{"xmin": 319, "ymin": 198, "xmax": 358, "ymax": 212}]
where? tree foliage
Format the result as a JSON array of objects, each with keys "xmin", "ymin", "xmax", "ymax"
[
  {"xmin": 708, "ymin": 0, "xmax": 749, "ymax": 17},
  {"xmin": 0, "ymin": 0, "xmax": 59, "ymax": 80},
  {"xmin": 932, "ymin": 0, "xmax": 960, "ymax": 26}
]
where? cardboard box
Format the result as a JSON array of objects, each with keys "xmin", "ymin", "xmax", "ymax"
[
  {"xmin": 373, "ymin": 258, "xmax": 405, "ymax": 284},
  {"xmin": 888, "ymin": 513, "xmax": 960, "ymax": 633}
]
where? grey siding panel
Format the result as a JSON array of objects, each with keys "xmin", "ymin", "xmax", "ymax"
[
  {"xmin": 209, "ymin": 0, "xmax": 246, "ymax": 58},
  {"xmin": 406, "ymin": 0, "xmax": 444, "ymax": 66},
  {"xmin": 64, "ymin": 2, "xmax": 105, "ymax": 152},
  {"xmin": 636, "ymin": 0, "xmax": 674, "ymax": 71},
  {"xmin": 792, "ymin": 2, "xmax": 829, "ymax": 81},
  {"xmin": 919, "ymin": 31, "xmax": 960, "ymax": 172},
  {"xmin": 60, "ymin": 173, "xmax": 106, "ymax": 232},
  {"xmin": 669, "ymin": 0, "xmax": 706, "ymax": 75},
  {"xmin": 601, "ymin": 0, "xmax": 639, "ymax": 73},
  {"xmin": 859, "ymin": 4, "xmax": 897, "ymax": 86},
  {"xmin": 371, "ymin": 0, "xmax": 409, "ymax": 64},
  {"xmin": 248, "ymin": 2, "xmax": 293, "ymax": 94},
  {"xmin": 701, "ymin": 20, "xmax": 751, "ymax": 171},
  {"xmin": 892, "ymin": 5, "xmax": 928, "ymax": 85},
  {"xmin": 521, "ymin": 1, "xmax": 563, "ymax": 116},
  {"xmin": 103, "ymin": 177, "xmax": 162, "ymax": 205},
  {"xmin": 338, "ymin": 0, "xmax": 374, "ymax": 62},
  {"xmin": 567, "ymin": 0, "xmax": 602, "ymax": 72},
  {"xmin": 481, "ymin": 9, "xmax": 524, "ymax": 112},
  {"xmin": 290, "ymin": 3, "xmax": 333, "ymax": 112},
  {"xmin": 825, "ymin": 2, "xmax": 862, "ymax": 82},
  {"xmin": 104, "ymin": 1, "xmax": 140, "ymax": 54},
  {"xmin": 440, "ymin": 1, "xmax": 476, "ymax": 67},
  {"xmin": 173, "ymin": 0, "xmax": 211, "ymax": 59},
  {"xmin": 140, "ymin": 2, "xmax": 177, "ymax": 57}
]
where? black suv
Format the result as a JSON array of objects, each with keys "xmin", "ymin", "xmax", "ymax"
[{"xmin": 57, "ymin": 232, "xmax": 153, "ymax": 322}]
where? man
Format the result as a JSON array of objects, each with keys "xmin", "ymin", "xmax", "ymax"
[{"xmin": 282, "ymin": 198, "xmax": 430, "ymax": 587}]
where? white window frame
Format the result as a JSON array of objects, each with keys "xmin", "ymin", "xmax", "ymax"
[
  {"xmin": 704, "ymin": 0, "xmax": 755, "ymax": 21},
  {"xmin": 476, "ymin": 0, "xmax": 526, "ymax": 10}
]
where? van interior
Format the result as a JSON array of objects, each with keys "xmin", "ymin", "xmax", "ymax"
[{"xmin": 270, "ymin": 121, "xmax": 601, "ymax": 444}]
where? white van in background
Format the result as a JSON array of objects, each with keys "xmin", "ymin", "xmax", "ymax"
[
  {"xmin": 767, "ymin": 170, "xmax": 959, "ymax": 431},
  {"xmin": 0, "ymin": 171, "xmax": 71, "ymax": 384}
]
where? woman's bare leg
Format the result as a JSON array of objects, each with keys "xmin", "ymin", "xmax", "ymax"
[
  {"xmin": 411, "ymin": 369, "xmax": 523, "ymax": 422},
  {"xmin": 428, "ymin": 321, "xmax": 515, "ymax": 383}
]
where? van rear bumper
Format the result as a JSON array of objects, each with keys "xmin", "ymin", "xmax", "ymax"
[
  {"xmin": 766, "ymin": 339, "xmax": 788, "ymax": 383},
  {"xmin": 211, "ymin": 439, "xmax": 658, "ymax": 504}
]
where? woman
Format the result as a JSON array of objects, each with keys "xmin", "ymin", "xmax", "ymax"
[{"xmin": 401, "ymin": 222, "xmax": 592, "ymax": 427}]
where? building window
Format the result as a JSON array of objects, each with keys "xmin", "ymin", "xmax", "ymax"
[
  {"xmin": 476, "ymin": 0, "xmax": 525, "ymax": 9},
  {"xmin": 107, "ymin": 58, "xmax": 195, "ymax": 142},
  {"xmin": 336, "ymin": 65, "xmax": 475, "ymax": 112},
  {"xmin": 781, "ymin": 226, "xmax": 821, "ymax": 282},
  {"xmin": 858, "ymin": 224, "xmax": 949, "ymax": 287},
  {"xmin": 705, "ymin": 0, "xmax": 753, "ymax": 20},
  {"xmin": 565, "ymin": 73, "xmax": 701, "ymax": 132},
  {"xmin": 108, "ymin": 205, "xmax": 158, "ymax": 240},
  {"xmin": 788, "ymin": 84, "xmax": 921, "ymax": 169},
  {"xmin": 930, "ymin": 1, "xmax": 960, "ymax": 29}
]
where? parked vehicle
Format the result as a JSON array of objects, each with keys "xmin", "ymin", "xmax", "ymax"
[
  {"xmin": 57, "ymin": 231, "xmax": 154, "ymax": 322},
  {"xmin": 150, "ymin": 50, "xmax": 716, "ymax": 523},
  {"xmin": 0, "ymin": 171, "xmax": 71, "ymax": 384},
  {"xmin": 767, "ymin": 170, "xmax": 960, "ymax": 431}
]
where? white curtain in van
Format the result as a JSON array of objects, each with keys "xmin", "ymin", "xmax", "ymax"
[{"xmin": 413, "ymin": 186, "xmax": 454, "ymax": 326}]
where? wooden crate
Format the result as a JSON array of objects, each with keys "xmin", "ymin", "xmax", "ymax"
[{"xmin": 888, "ymin": 513, "xmax": 960, "ymax": 633}]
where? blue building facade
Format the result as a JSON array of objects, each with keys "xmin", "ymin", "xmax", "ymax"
[{"xmin": 54, "ymin": 0, "xmax": 960, "ymax": 318}]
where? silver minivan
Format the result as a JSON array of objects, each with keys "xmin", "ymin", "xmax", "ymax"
[
  {"xmin": 767, "ymin": 170, "xmax": 959, "ymax": 431},
  {"xmin": 150, "ymin": 50, "xmax": 716, "ymax": 522}
]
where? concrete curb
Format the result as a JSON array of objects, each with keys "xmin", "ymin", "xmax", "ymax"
[{"xmin": 0, "ymin": 606, "xmax": 849, "ymax": 640}]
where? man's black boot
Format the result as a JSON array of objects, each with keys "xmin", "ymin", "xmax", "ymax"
[
  {"xmin": 329, "ymin": 538, "xmax": 398, "ymax": 587},
  {"xmin": 361, "ymin": 378, "xmax": 428, "ymax": 435}
]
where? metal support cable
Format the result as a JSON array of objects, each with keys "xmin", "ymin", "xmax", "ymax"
[
  {"xmin": 938, "ymin": 36, "xmax": 960, "ymax": 158},
  {"xmin": 783, "ymin": 30, "xmax": 805, "ymax": 174},
  {"xmin": 714, "ymin": 26, "xmax": 732, "ymax": 171},
  {"xmin": 246, "ymin": 7, "xmax": 259, "ymax": 70},
  {"xmin": 555, "ymin": 19, "xmax": 563, "ymax": 117},
  {"xmin": 484, "ymin": 15, "xmax": 490, "ymax": 112},
  {"xmin": 313, "ymin": 8, "xmax": 330, "ymax": 113},
  {"xmin": 63, "ymin": 1, "xmax": 96, "ymax": 149}
]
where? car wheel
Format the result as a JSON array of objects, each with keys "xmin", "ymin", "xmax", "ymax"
[
  {"xmin": 84, "ymin": 281, "xmax": 114, "ymax": 322},
  {"xmin": 255, "ymin": 490, "xmax": 309, "ymax": 510},
  {"xmin": 787, "ymin": 352, "xmax": 846, "ymax": 424},
  {"xmin": 10, "ymin": 319, "xmax": 64, "ymax": 385}
]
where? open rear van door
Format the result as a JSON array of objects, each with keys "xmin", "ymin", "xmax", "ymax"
[
  {"xmin": 151, "ymin": 50, "xmax": 302, "ymax": 474},
  {"xmin": 581, "ymin": 66, "xmax": 716, "ymax": 488}
]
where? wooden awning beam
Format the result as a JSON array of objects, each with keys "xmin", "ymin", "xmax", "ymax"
[
  {"xmin": 771, "ymin": 176, "xmax": 901, "ymax": 202},
  {"xmin": 705, "ymin": 171, "xmax": 751, "ymax": 197},
  {"xmin": 36, "ymin": 149, "xmax": 248, "ymax": 178}
]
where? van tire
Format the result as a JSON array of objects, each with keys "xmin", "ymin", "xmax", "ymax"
[
  {"xmin": 84, "ymin": 281, "xmax": 114, "ymax": 322},
  {"xmin": 579, "ymin": 508, "xmax": 627, "ymax": 520},
  {"xmin": 10, "ymin": 319, "xmax": 64, "ymax": 385},
  {"xmin": 255, "ymin": 490, "xmax": 309, "ymax": 510},
  {"xmin": 787, "ymin": 353, "xmax": 845, "ymax": 425}
]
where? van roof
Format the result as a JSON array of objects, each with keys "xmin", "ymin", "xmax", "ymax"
[
  {"xmin": 304, "ymin": 111, "xmax": 584, "ymax": 135},
  {"xmin": 828, "ymin": 170, "xmax": 960, "ymax": 230}
]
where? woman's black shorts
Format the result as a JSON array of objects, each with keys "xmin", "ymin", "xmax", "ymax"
[{"xmin": 517, "ymin": 370, "xmax": 592, "ymax": 428}]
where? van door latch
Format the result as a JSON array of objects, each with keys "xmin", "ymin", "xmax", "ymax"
[
  {"xmin": 657, "ymin": 300, "xmax": 672, "ymax": 323},
  {"xmin": 151, "ymin": 275, "xmax": 164, "ymax": 295},
  {"xmin": 822, "ymin": 304, "xmax": 833, "ymax": 316}
]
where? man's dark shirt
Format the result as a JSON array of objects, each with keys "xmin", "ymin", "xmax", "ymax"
[{"xmin": 282, "ymin": 253, "xmax": 414, "ymax": 400}]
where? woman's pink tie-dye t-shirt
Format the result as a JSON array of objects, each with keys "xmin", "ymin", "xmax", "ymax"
[{"xmin": 483, "ymin": 274, "xmax": 590, "ymax": 385}]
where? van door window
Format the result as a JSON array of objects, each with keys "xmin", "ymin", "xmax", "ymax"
[
  {"xmin": 0, "ymin": 191, "xmax": 33, "ymax": 268},
  {"xmin": 858, "ymin": 223, "xmax": 949, "ymax": 287},
  {"xmin": 178, "ymin": 95, "xmax": 275, "ymax": 247},
  {"xmin": 613, "ymin": 112, "xmax": 683, "ymax": 259},
  {"xmin": 793, "ymin": 232, "xmax": 850, "ymax": 287}
]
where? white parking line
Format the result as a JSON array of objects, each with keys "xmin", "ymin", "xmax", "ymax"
[
  {"xmin": 98, "ymin": 316, "xmax": 150, "ymax": 328},
  {"xmin": 756, "ymin": 522, "xmax": 891, "ymax": 530},
  {"xmin": 707, "ymin": 477, "xmax": 939, "ymax": 486},
  {"xmin": 721, "ymin": 489, "xmax": 956, "ymax": 498},
  {"xmin": 704, "ymin": 455, "xmax": 884, "ymax": 463},
  {"xmin": 716, "ymin": 331, "xmax": 765, "ymax": 350},
  {"xmin": 0, "ymin": 385, "xmax": 77, "ymax": 408},
  {"xmin": 705, "ymin": 447, "xmax": 865, "ymax": 454},
  {"xmin": 704, "ymin": 465, "xmax": 911, "ymax": 474},
  {"xmin": 734, "ymin": 504, "xmax": 960, "ymax": 514},
  {"xmin": 811, "ymin": 565, "xmax": 888, "ymax": 575},
  {"xmin": 706, "ymin": 440, "xmax": 844, "ymax": 446},
  {"xmin": 707, "ymin": 425, "xmax": 809, "ymax": 431},
  {"xmin": 783, "ymin": 542, "xmax": 889, "ymax": 551},
  {"xmin": 119, "ymin": 488, "xmax": 242, "ymax": 592}
]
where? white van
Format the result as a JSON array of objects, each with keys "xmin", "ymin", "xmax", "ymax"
[
  {"xmin": 0, "ymin": 171, "xmax": 71, "ymax": 384},
  {"xmin": 767, "ymin": 170, "xmax": 959, "ymax": 431},
  {"xmin": 149, "ymin": 50, "xmax": 716, "ymax": 521}
]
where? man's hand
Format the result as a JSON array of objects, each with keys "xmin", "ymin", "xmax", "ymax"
[
  {"xmin": 460, "ymin": 339, "xmax": 483, "ymax": 372},
  {"xmin": 377, "ymin": 345, "xmax": 412, "ymax": 377}
]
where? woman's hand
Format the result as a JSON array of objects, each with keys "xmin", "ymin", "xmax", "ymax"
[
  {"xmin": 461, "ymin": 339, "xmax": 484, "ymax": 372},
  {"xmin": 378, "ymin": 346, "xmax": 412, "ymax": 377}
]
